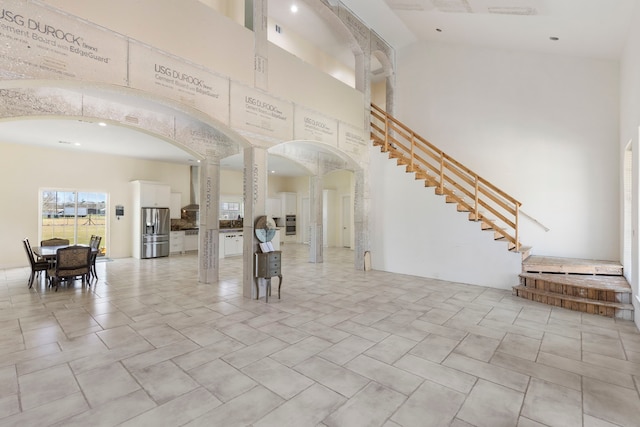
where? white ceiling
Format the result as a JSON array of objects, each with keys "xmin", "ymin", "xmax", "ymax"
[{"xmin": 1, "ymin": 0, "xmax": 635, "ymax": 175}]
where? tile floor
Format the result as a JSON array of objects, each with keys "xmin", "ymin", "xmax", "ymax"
[{"xmin": 1, "ymin": 244, "xmax": 640, "ymax": 426}]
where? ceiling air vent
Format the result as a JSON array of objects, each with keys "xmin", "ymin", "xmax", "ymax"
[
  {"xmin": 385, "ymin": 0, "xmax": 431, "ymax": 11},
  {"xmin": 488, "ymin": 7, "xmax": 537, "ymax": 15},
  {"xmin": 124, "ymin": 115, "xmax": 139, "ymax": 124},
  {"xmin": 432, "ymin": 0, "xmax": 472, "ymax": 13}
]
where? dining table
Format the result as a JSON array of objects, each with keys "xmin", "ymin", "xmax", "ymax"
[{"xmin": 32, "ymin": 244, "xmax": 97, "ymax": 261}]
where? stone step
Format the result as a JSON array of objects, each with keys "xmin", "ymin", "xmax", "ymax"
[
  {"xmin": 522, "ymin": 256, "xmax": 623, "ymax": 276},
  {"xmin": 519, "ymin": 272, "xmax": 631, "ymax": 303},
  {"xmin": 512, "ymin": 285, "xmax": 634, "ymax": 320}
]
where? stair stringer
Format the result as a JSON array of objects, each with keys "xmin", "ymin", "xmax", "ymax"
[{"xmin": 368, "ymin": 145, "xmax": 522, "ymax": 290}]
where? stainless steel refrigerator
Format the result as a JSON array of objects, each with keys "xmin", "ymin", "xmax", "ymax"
[{"xmin": 140, "ymin": 207, "xmax": 170, "ymax": 259}]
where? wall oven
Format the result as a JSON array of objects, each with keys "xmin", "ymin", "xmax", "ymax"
[{"xmin": 285, "ymin": 214, "xmax": 296, "ymax": 235}]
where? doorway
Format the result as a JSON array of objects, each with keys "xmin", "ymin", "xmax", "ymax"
[
  {"xmin": 40, "ymin": 189, "xmax": 107, "ymax": 252},
  {"xmin": 342, "ymin": 194, "xmax": 352, "ymax": 248}
]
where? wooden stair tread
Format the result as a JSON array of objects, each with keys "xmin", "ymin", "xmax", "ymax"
[
  {"xmin": 513, "ymin": 285, "xmax": 633, "ymax": 310},
  {"xmin": 519, "ymin": 272, "xmax": 631, "ymax": 293},
  {"xmin": 523, "ymin": 256, "xmax": 622, "ymax": 275}
]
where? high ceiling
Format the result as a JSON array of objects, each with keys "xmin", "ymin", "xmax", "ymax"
[{"xmin": 1, "ymin": 0, "xmax": 635, "ymax": 175}]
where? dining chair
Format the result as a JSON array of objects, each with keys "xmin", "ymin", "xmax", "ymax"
[
  {"xmin": 48, "ymin": 245, "xmax": 92, "ymax": 291},
  {"xmin": 23, "ymin": 239, "xmax": 49, "ymax": 288},
  {"xmin": 41, "ymin": 237, "xmax": 70, "ymax": 246},
  {"xmin": 89, "ymin": 235, "xmax": 102, "ymax": 279}
]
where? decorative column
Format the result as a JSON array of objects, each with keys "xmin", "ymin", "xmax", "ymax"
[
  {"xmin": 199, "ymin": 152, "xmax": 221, "ymax": 283},
  {"xmin": 354, "ymin": 168, "xmax": 370, "ymax": 271},
  {"xmin": 243, "ymin": 146, "xmax": 269, "ymax": 298},
  {"xmin": 309, "ymin": 173, "xmax": 324, "ymax": 263},
  {"xmin": 252, "ymin": 0, "xmax": 269, "ymax": 90}
]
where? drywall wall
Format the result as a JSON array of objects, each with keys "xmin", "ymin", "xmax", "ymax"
[
  {"xmin": 394, "ymin": 41, "xmax": 620, "ymax": 261},
  {"xmin": 369, "ymin": 145, "xmax": 522, "ymax": 288},
  {"xmin": 619, "ymin": 2, "xmax": 640, "ymax": 328}
]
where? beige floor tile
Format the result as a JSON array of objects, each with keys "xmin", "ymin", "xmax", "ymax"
[
  {"xmin": 19, "ymin": 364, "xmax": 80, "ymax": 410},
  {"xmin": 324, "ymin": 382, "xmax": 406, "ymax": 427},
  {"xmin": 131, "ymin": 360, "xmax": 200, "ymax": 403},
  {"xmin": 318, "ymin": 335, "xmax": 376, "ymax": 365},
  {"xmin": 497, "ymin": 333, "xmax": 541, "ymax": 361},
  {"xmin": 582, "ymin": 331, "xmax": 627, "ymax": 360},
  {"xmin": 294, "ymin": 356, "xmax": 370, "ymax": 397},
  {"xmin": 457, "ymin": 379, "xmax": 525, "ymax": 427},
  {"xmin": 363, "ymin": 334, "xmax": 418, "ymax": 364},
  {"xmin": 242, "ymin": 357, "xmax": 314, "ymax": 399},
  {"xmin": 345, "ymin": 354, "xmax": 423, "ymax": 395},
  {"xmin": 540, "ymin": 332, "xmax": 581, "ymax": 360},
  {"xmin": 521, "ymin": 378, "xmax": 582, "ymax": 427},
  {"xmin": 255, "ymin": 383, "xmax": 345, "ymax": 427},
  {"xmin": 444, "ymin": 352, "xmax": 530, "ymax": 392},
  {"xmin": 221, "ymin": 337, "xmax": 288, "ymax": 369},
  {"xmin": 270, "ymin": 336, "xmax": 334, "ymax": 367},
  {"xmin": 120, "ymin": 387, "xmax": 221, "ymax": 427},
  {"xmin": 56, "ymin": 389, "xmax": 157, "ymax": 427},
  {"xmin": 185, "ymin": 385, "xmax": 283, "ymax": 427},
  {"xmin": 395, "ymin": 353, "xmax": 477, "ymax": 394},
  {"xmin": 76, "ymin": 361, "xmax": 141, "ymax": 407},
  {"xmin": 391, "ymin": 379, "xmax": 466, "ymax": 427},
  {"xmin": 453, "ymin": 333, "xmax": 501, "ymax": 362},
  {"xmin": 409, "ymin": 334, "xmax": 460, "ymax": 363},
  {"xmin": 490, "ymin": 351, "xmax": 581, "ymax": 391},
  {"xmin": 3, "ymin": 246, "xmax": 640, "ymax": 427},
  {"xmin": 188, "ymin": 358, "xmax": 257, "ymax": 402},
  {"xmin": 583, "ymin": 377, "xmax": 640, "ymax": 426},
  {"xmin": 537, "ymin": 352, "xmax": 635, "ymax": 389}
]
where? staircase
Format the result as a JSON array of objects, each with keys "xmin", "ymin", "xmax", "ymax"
[
  {"xmin": 514, "ymin": 256, "xmax": 633, "ymax": 319},
  {"xmin": 369, "ymin": 103, "xmax": 529, "ymax": 257},
  {"xmin": 369, "ymin": 104, "xmax": 633, "ymax": 319}
]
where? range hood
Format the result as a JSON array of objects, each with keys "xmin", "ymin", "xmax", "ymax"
[{"xmin": 182, "ymin": 166, "xmax": 200, "ymax": 211}]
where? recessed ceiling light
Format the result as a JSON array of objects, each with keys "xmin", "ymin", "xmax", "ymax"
[
  {"xmin": 74, "ymin": 142, "xmax": 81, "ymax": 146},
  {"xmin": 290, "ymin": 4, "xmax": 298, "ymax": 13},
  {"xmin": 549, "ymin": 36, "xmax": 559, "ymax": 41},
  {"xmin": 97, "ymin": 122, "xmax": 107, "ymax": 127},
  {"xmin": 271, "ymin": 170, "xmax": 276, "ymax": 174}
]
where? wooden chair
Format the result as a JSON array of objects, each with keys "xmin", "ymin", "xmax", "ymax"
[
  {"xmin": 89, "ymin": 235, "xmax": 102, "ymax": 279},
  {"xmin": 48, "ymin": 246, "xmax": 92, "ymax": 291},
  {"xmin": 41, "ymin": 238, "xmax": 70, "ymax": 246},
  {"xmin": 23, "ymin": 239, "xmax": 49, "ymax": 288}
]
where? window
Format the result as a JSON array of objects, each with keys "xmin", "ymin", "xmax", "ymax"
[{"xmin": 41, "ymin": 190, "xmax": 107, "ymax": 252}]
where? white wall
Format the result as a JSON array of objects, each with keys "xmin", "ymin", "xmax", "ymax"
[
  {"xmin": 42, "ymin": 0, "xmax": 365, "ymax": 131},
  {"xmin": 43, "ymin": 0, "xmax": 255, "ymax": 86},
  {"xmin": 394, "ymin": 42, "xmax": 620, "ymax": 261},
  {"xmin": 0, "ymin": 141, "xmax": 189, "ymax": 268},
  {"xmin": 370, "ymin": 145, "xmax": 522, "ymax": 288},
  {"xmin": 620, "ymin": 3, "xmax": 640, "ymax": 327}
]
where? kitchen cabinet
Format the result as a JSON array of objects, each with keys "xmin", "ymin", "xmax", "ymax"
[
  {"xmin": 135, "ymin": 181, "xmax": 170, "ymax": 207},
  {"xmin": 170, "ymin": 231, "xmax": 185, "ymax": 254},
  {"xmin": 224, "ymin": 232, "xmax": 243, "ymax": 256},
  {"xmin": 279, "ymin": 192, "xmax": 297, "ymax": 215},
  {"xmin": 184, "ymin": 231, "xmax": 198, "ymax": 251},
  {"xmin": 267, "ymin": 198, "xmax": 282, "ymax": 218},
  {"xmin": 170, "ymin": 193, "xmax": 182, "ymax": 219}
]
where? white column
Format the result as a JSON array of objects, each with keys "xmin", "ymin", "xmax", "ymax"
[
  {"xmin": 354, "ymin": 169, "xmax": 370, "ymax": 271},
  {"xmin": 198, "ymin": 155, "xmax": 220, "ymax": 283},
  {"xmin": 253, "ymin": 0, "xmax": 268, "ymax": 90},
  {"xmin": 309, "ymin": 173, "xmax": 323, "ymax": 263},
  {"xmin": 243, "ymin": 146, "xmax": 268, "ymax": 298}
]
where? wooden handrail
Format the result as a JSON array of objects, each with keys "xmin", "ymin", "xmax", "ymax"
[{"xmin": 370, "ymin": 103, "xmax": 523, "ymax": 252}]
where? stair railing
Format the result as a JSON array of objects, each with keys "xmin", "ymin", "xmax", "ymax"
[{"xmin": 370, "ymin": 103, "xmax": 522, "ymax": 252}]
